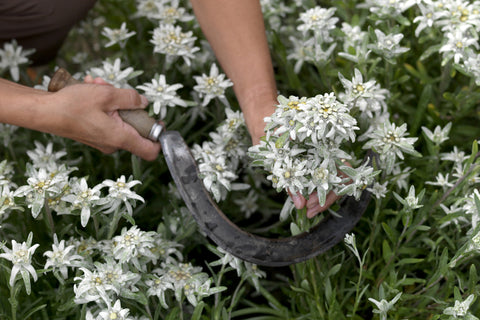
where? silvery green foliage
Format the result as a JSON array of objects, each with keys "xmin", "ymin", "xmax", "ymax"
[{"xmin": 249, "ymin": 93, "xmax": 378, "ymax": 206}]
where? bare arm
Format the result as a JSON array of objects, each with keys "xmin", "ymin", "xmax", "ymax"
[
  {"xmin": 190, "ymin": 0, "xmax": 277, "ymax": 144},
  {"xmin": 0, "ymin": 77, "xmax": 160, "ymax": 161}
]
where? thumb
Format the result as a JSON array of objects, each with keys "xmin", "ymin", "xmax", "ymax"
[{"xmin": 109, "ymin": 87, "xmax": 149, "ymax": 111}]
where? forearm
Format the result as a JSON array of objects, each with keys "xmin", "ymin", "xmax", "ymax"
[
  {"xmin": 0, "ymin": 78, "xmax": 49, "ymax": 130},
  {"xmin": 190, "ymin": 0, "xmax": 277, "ymax": 143}
]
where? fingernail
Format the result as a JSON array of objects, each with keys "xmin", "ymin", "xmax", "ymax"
[{"xmin": 140, "ymin": 95, "xmax": 149, "ymax": 106}]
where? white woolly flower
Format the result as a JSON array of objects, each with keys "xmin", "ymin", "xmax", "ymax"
[
  {"xmin": 44, "ymin": 234, "xmax": 83, "ymax": 279},
  {"xmin": 363, "ymin": 120, "xmax": 420, "ymax": 174},
  {"xmin": 413, "ymin": 1, "xmax": 448, "ymax": 37},
  {"xmin": 74, "ymin": 267, "xmax": 110, "ymax": 304},
  {"xmin": 89, "ymin": 58, "xmax": 141, "ymax": 88},
  {"xmin": 233, "ymin": 190, "xmax": 258, "ymax": 219},
  {"xmin": 145, "ymin": 274, "xmax": 174, "ymax": 308},
  {"xmin": 367, "ymin": 181, "xmax": 388, "ymax": 199},
  {"xmin": 26, "ymin": 141, "xmax": 67, "ymax": 168},
  {"xmin": 0, "ymin": 39, "xmax": 35, "ymax": 82},
  {"xmin": 155, "ymin": 262, "xmax": 225, "ymax": 307},
  {"xmin": 425, "ymin": 172, "xmax": 454, "ymax": 190},
  {"xmin": 62, "ymin": 177, "xmax": 105, "ymax": 227},
  {"xmin": 111, "ymin": 226, "xmax": 156, "ymax": 270},
  {"xmin": 150, "ymin": 23, "xmax": 199, "ymax": 66},
  {"xmin": 368, "ymin": 29, "xmax": 409, "ymax": 59},
  {"xmin": 443, "ymin": 294, "xmax": 476, "ymax": 318},
  {"xmin": 137, "ymin": 74, "xmax": 187, "ymax": 119},
  {"xmin": 368, "ymin": 292, "xmax": 402, "ymax": 320},
  {"xmin": 100, "ymin": 175, "xmax": 144, "ymax": 216},
  {"xmin": 101, "ymin": 22, "xmax": 136, "ymax": 48},
  {"xmin": 0, "ymin": 185, "xmax": 23, "ymax": 221},
  {"xmin": 359, "ymin": 0, "xmax": 416, "ymax": 18},
  {"xmin": 98, "ymin": 300, "xmax": 133, "ymax": 320},
  {"xmin": 193, "ymin": 63, "xmax": 233, "ymax": 107},
  {"xmin": 439, "ymin": 28, "xmax": 479, "ymax": 65},
  {"xmin": 338, "ymin": 69, "xmax": 389, "ymax": 118},
  {"xmin": 297, "ymin": 6, "xmax": 339, "ymax": 42},
  {"xmin": 16, "ymin": 164, "xmax": 69, "ymax": 218},
  {"xmin": 421, "ymin": 122, "xmax": 452, "ymax": 145},
  {"xmin": 196, "ymin": 150, "xmax": 237, "ymax": 202},
  {"xmin": 393, "ymin": 185, "xmax": 424, "ymax": 212},
  {"xmin": 0, "ymin": 232, "xmax": 39, "ymax": 294}
]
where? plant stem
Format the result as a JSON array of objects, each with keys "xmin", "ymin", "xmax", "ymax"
[
  {"xmin": 9, "ymin": 283, "xmax": 18, "ymax": 320},
  {"xmin": 107, "ymin": 207, "xmax": 122, "ymax": 239}
]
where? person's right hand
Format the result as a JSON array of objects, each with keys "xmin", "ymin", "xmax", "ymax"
[{"xmin": 41, "ymin": 78, "xmax": 160, "ymax": 161}]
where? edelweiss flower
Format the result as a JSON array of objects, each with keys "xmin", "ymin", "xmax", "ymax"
[
  {"xmin": 16, "ymin": 164, "xmax": 68, "ymax": 218},
  {"xmin": 297, "ymin": 6, "xmax": 338, "ymax": 42},
  {"xmin": 0, "ymin": 185, "xmax": 23, "ymax": 221},
  {"xmin": 413, "ymin": 1, "xmax": 448, "ymax": 37},
  {"xmin": 62, "ymin": 177, "xmax": 105, "ymax": 227},
  {"xmin": 443, "ymin": 294, "xmax": 476, "ymax": 318},
  {"xmin": 193, "ymin": 63, "xmax": 233, "ymax": 107},
  {"xmin": 359, "ymin": 0, "xmax": 416, "ymax": 19},
  {"xmin": 367, "ymin": 181, "xmax": 388, "ymax": 199},
  {"xmin": 439, "ymin": 28, "xmax": 478, "ymax": 64},
  {"xmin": 338, "ymin": 68, "xmax": 389, "ymax": 118},
  {"xmin": 137, "ymin": 74, "xmax": 187, "ymax": 119},
  {"xmin": 111, "ymin": 226, "xmax": 156, "ymax": 270},
  {"xmin": 421, "ymin": 122, "xmax": 452, "ymax": 145},
  {"xmin": 100, "ymin": 175, "xmax": 144, "ymax": 216},
  {"xmin": 0, "ymin": 232, "xmax": 39, "ymax": 294},
  {"xmin": 97, "ymin": 300, "xmax": 132, "ymax": 320},
  {"xmin": 150, "ymin": 23, "xmax": 199, "ymax": 66},
  {"xmin": 156, "ymin": 262, "xmax": 225, "ymax": 307},
  {"xmin": 89, "ymin": 58, "xmax": 141, "ymax": 88},
  {"xmin": 393, "ymin": 185, "xmax": 424, "ymax": 212},
  {"xmin": 44, "ymin": 234, "xmax": 84, "ymax": 279},
  {"xmin": 196, "ymin": 151, "xmax": 237, "ymax": 202},
  {"xmin": 363, "ymin": 120, "xmax": 420, "ymax": 174},
  {"xmin": 101, "ymin": 22, "xmax": 136, "ymax": 48},
  {"xmin": 368, "ymin": 292, "xmax": 402, "ymax": 320},
  {"xmin": 368, "ymin": 29, "xmax": 409, "ymax": 59},
  {"xmin": 0, "ymin": 39, "xmax": 35, "ymax": 82}
]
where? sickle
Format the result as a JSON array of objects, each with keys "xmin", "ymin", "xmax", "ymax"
[{"xmin": 48, "ymin": 68, "xmax": 373, "ymax": 267}]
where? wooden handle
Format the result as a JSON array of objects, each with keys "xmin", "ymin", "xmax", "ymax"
[{"xmin": 48, "ymin": 68, "xmax": 158, "ymax": 140}]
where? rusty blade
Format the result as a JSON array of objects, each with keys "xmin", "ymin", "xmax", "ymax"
[{"xmin": 160, "ymin": 131, "xmax": 373, "ymax": 267}]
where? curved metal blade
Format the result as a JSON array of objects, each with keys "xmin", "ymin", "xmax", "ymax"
[{"xmin": 160, "ymin": 131, "xmax": 373, "ymax": 267}]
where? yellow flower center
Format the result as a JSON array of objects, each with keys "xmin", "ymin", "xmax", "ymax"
[{"xmin": 109, "ymin": 312, "xmax": 118, "ymax": 320}]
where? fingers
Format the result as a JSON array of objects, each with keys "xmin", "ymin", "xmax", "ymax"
[
  {"xmin": 306, "ymin": 191, "xmax": 341, "ymax": 219},
  {"xmin": 288, "ymin": 190, "xmax": 306, "ymax": 209},
  {"xmin": 102, "ymin": 111, "xmax": 162, "ymax": 161}
]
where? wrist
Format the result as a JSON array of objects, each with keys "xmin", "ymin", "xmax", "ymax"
[{"xmin": 238, "ymin": 85, "xmax": 278, "ymax": 144}]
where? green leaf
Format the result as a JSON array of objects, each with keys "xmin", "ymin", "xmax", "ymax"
[
  {"xmin": 191, "ymin": 301, "xmax": 205, "ymax": 320},
  {"xmin": 410, "ymin": 85, "xmax": 432, "ymax": 135},
  {"xmin": 396, "ymin": 258, "xmax": 424, "ymax": 265},
  {"xmin": 382, "ymin": 240, "xmax": 393, "ymax": 263},
  {"xmin": 275, "ymin": 131, "xmax": 290, "ymax": 149}
]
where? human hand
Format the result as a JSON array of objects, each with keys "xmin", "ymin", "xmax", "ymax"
[
  {"xmin": 288, "ymin": 190, "xmax": 341, "ymax": 218},
  {"xmin": 287, "ymin": 162, "xmax": 351, "ymax": 218},
  {"xmin": 42, "ymin": 76, "xmax": 161, "ymax": 160}
]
